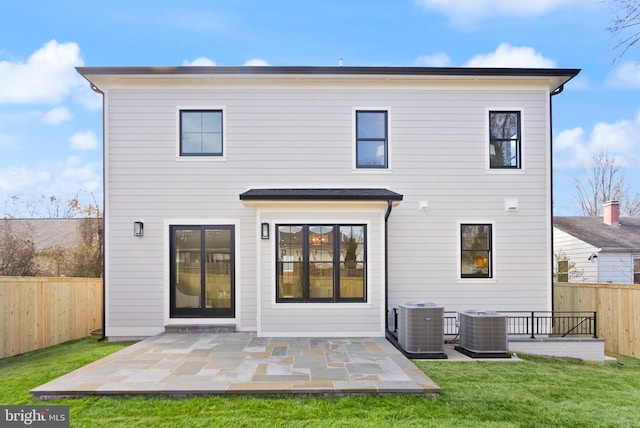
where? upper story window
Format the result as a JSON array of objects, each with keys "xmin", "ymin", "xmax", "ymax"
[
  {"xmin": 460, "ymin": 224, "xmax": 493, "ymax": 279},
  {"xmin": 180, "ymin": 110, "xmax": 223, "ymax": 156},
  {"xmin": 356, "ymin": 110, "xmax": 388, "ymax": 169},
  {"xmin": 276, "ymin": 224, "xmax": 367, "ymax": 303},
  {"xmin": 489, "ymin": 111, "xmax": 521, "ymax": 169}
]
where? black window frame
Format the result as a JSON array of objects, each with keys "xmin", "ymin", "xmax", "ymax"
[
  {"xmin": 489, "ymin": 111, "xmax": 521, "ymax": 169},
  {"xmin": 179, "ymin": 109, "xmax": 224, "ymax": 157},
  {"xmin": 355, "ymin": 110, "xmax": 388, "ymax": 169},
  {"xmin": 460, "ymin": 223, "xmax": 493, "ymax": 279},
  {"xmin": 275, "ymin": 223, "xmax": 367, "ymax": 303}
]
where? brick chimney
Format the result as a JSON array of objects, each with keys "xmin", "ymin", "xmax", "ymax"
[{"xmin": 603, "ymin": 200, "xmax": 620, "ymax": 225}]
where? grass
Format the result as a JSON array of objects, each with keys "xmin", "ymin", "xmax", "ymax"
[{"xmin": 1, "ymin": 338, "xmax": 640, "ymax": 427}]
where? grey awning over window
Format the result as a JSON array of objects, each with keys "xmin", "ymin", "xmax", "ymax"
[{"xmin": 239, "ymin": 188, "xmax": 403, "ymax": 202}]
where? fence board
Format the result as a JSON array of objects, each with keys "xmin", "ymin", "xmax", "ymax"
[
  {"xmin": 554, "ymin": 282, "xmax": 640, "ymax": 358},
  {"xmin": 0, "ymin": 277, "xmax": 102, "ymax": 359}
]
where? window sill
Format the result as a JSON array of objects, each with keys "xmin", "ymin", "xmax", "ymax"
[
  {"xmin": 271, "ymin": 302, "xmax": 372, "ymax": 309},
  {"xmin": 176, "ymin": 156, "xmax": 227, "ymax": 162},
  {"xmin": 485, "ymin": 168, "xmax": 525, "ymax": 174},
  {"xmin": 457, "ymin": 278, "xmax": 498, "ymax": 284},
  {"xmin": 352, "ymin": 168, "xmax": 392, "ymax": 173}
]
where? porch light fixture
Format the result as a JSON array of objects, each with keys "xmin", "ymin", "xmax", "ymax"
[
  {"xmin": 261, "ymin": 222, "xmax": 270, "ymax": 239},
  {"xmin": 134, "ymin": 221, "xmax": 144, "ymax": 237}
]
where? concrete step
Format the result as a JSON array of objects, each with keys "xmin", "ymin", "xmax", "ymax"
[{"xmin": 164, "ymin": 324, "xmax": 236, "ymax": 334}]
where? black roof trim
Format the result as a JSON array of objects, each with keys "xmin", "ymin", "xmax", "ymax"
[
  {"xmin": 76, "ymin": 65, "xmax": 580, "ymax": 79},
  {"xmin": 240, "ymin": 188, "xmax": 403, "ymax": 201}
]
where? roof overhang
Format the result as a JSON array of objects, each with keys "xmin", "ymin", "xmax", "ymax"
[
  {"xmin": 240, "ymin": 188, "xmax": 403, "ymax": 207},
  {"xmin": 77, "ymin": 65, "xmax": 580, "ymax": 93}
]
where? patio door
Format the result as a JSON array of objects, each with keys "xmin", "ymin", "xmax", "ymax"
[{"xmin": 170, "ymin": 225, "xmax": 235, "ymax": 318}]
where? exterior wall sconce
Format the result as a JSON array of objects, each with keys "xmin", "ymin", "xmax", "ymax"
[
  {"xmin": 261, "ymin": 222, "xmax": 270, "ymax": 239},
  {"xmin": 134, "ymin": 221, "xmax": 144, "ymax": 237}
]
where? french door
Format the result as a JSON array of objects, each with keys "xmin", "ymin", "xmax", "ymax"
[{"xmin": 170, "ymin": 225, "xmax": 235, "ymax": 318}]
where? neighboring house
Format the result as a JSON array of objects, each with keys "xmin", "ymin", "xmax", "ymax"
[
  {"xmin": 0, "ymin": 218, "xmax": 86, "ymax": 276},
  {"xmin": 554, "ymin": 201, "xmax": 640, "ymax": 284},
  {"xmin": 77, "ymin": 65, "xmax": 579, "ymax": 340}
]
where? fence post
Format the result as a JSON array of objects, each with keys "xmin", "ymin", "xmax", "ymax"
[
  {"xmin": 593, "ymin": 311, "xmax": 597, "ymax": 339},
  {"xmin": 530, "ymin": 312, "xmax": 535, "ymax": 339}
]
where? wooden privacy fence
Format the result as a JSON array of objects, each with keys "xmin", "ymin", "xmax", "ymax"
[
  {"xmin": 0, "ymin": 277, "xmax": 102, "ymax": 359},
  {"xmin": 554, "ymin": 282, "xmax": 640, "ymax": 358}
]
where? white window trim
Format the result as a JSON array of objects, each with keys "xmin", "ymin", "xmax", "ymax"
[
  {"xmin": 633, "ymin": 254, "xmax": 640, "ymax": 284},
  {"xmin": 456, "ymin": 220, "xmax": 497, "ymax": 283},
  {"xmin": 163, "ymin": 218, "xmax": 241, "ymax": 327},
  {"xmin": 176, "ymin": 106, "xmax": 227, "ymax": 161},
  {"xmin": 485, "ymin": 107, "xmax": 525, "ymax": 173},
  {"xmin": 352, "ymin": 107, "xmax": 392, "ymax": 172}
]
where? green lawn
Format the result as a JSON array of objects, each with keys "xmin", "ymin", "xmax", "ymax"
[{"xmin": 1, "ymin": 337, "xmax": 639, "ymax": 427}]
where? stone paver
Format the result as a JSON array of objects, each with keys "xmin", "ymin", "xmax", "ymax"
[{"xmin": 30, "ymin": 332, "xmax": 441, "ymax": 398}]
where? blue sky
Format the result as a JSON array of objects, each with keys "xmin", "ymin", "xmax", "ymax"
[{"xmin": 0, "ymin": 0, "xmax": 638, "ymax": 216}]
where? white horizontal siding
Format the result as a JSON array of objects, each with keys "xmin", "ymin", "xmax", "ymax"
[
  {"xmin": 598, "ymin": 253, "xmax": 633, "ymax": 283},
  {"xmin": 552, "ymin": 228, "xmax": 598, "ymax": 282},
  {"xmin": 104, "ymin": 80, "xmax": 553, "ymax": 337}
]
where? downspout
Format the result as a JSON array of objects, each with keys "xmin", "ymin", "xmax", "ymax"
[
  {"xmin": 88, "ymin": 82, "xmax": 107, "ymax": 342},
  {"xmin": 384, "ymin": 200, "xmax": 393, "ymax": 331},
  {"xmin": 549, "ymin": 83, "xmax": 564, "ymax": 314}
]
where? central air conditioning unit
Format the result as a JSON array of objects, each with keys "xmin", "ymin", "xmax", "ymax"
[
  {"xmin": 397, "ymin": 302, "xmax": 445, "ymax": 355},
  {"xmin": 455, "ymin": 310, "xmax": 510, "ymax": 358}
]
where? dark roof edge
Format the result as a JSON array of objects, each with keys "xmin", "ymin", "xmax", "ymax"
[
  {"xmin": 76, "ymin": 65, "xmax": 580, "ymax": 79},
  {"xmin": 240, "ymin": 188, "xmax": 403, "ymax": 201}
]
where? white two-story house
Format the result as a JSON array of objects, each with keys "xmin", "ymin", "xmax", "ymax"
[{"xmin": 77, "ymin": 65, "xmax": 579, "ymax": 340}]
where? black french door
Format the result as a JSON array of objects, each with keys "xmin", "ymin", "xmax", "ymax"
[{"xmin": 170, "ymin": 225, "xmax": 235, "ymax": 318}]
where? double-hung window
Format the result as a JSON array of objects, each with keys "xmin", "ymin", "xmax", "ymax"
[
  {"xmin": 460, "ymin": 224, "xmax": 493, "ymax": 278},
  {"xmin": 356, "ymin": 110, "xmax": 388, "ymax": 168},
  {"xmin": 489, "ymin": 111, "xmax": 521, "ymax": 169},
  {"xmin": 276, "ymin": 224, "xmax": 367, "ymax": 302},
  {"xmin": 180, "ymin": 110, "xmax": 223, "ymax": 156}
]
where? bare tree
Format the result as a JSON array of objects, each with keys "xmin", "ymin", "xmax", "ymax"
[
  {"xmin": 608, "ymin": 0, "xmax": 640, "ymax": 62},
  {"xmin": 0, "ymin": 220, "xmax": 39, "ymax": 276},
  {"xmin": 575, "ymin": 150, "xmax": 640, "ymax": 216},
  {"xmin": 65, "ymin": 193, "xmax": 103, "ymax": 278}
]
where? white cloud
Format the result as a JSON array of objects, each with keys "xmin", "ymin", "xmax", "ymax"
[
  {"xmin": 465, "ymin": 43, "xmax": 556, "ymax": 68},
  {"xmin": 42, "ymin": 107, "xmax": 72, "ymax": 125},
  {"xmin": 59, "ymin": 163, "xmax": 101, "ymax": 192},
  {"xmin": 415, "ymin": 0, "xmax": 585, "ymax": 26},
  {"xmin": 0, "ymin": 166, "xmax": 50, "ymax": 192},
  {"xmin": 73, "ymin": 84, "xmax": 103, "ymax": 110},
  {"xmin": 0, "ymin": 40, "xmax": 85, "ymax": 104},
  {"xmin": 413, "ymin": 53, "xmax": 453, "ymax": 67},
  {"xmin": 244, "ymin": 58, "xmax": 269, "ymax": 66},
  {"xmin": 70, "ymin": 131, "xmax": 99, "ymax": 150},
  {"xmin": 554, "ymin": 111, "xmax": 640, "ymax": 168},
  {"xmin": 182, "ymin": 57, "xmax": 216, "ymax": 66},
  {"xmin": 606, "ymin": 61, "xmax": 640, "ymax": 89}
]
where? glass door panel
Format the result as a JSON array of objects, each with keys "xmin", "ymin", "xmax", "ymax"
[
  {"xmin": 175, "ymin": 229, "xmax": 201, "ymax": 309},
  {"xmin": 205, "ymin": 228, "xmax": 232, "ymax": 310}
]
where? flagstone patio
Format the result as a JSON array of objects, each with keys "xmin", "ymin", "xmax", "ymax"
[{"xmin": 30, "ymin": 332, "xmax": 441, "ymax": 398}]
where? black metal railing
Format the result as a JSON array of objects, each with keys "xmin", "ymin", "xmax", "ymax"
[{"xmin": 390, "ymin": 309, "xmax": 597, "ymax": 339}]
